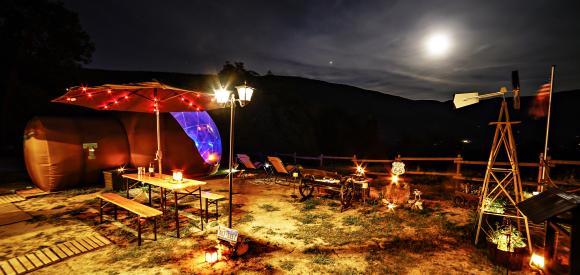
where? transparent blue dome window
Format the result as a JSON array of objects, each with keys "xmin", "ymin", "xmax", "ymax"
[{"xmin": 170, "ymin": 111, "xmax": 222, "ymax": 164}]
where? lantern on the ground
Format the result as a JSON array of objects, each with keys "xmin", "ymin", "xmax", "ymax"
[
  {"xmin": 530, "ymin": 253, "xmax": 545, "ymax": 269},
  {"xmin": 205, "ymin": 247, "xmax": 219, "ymax": 264},
  {"xmin": 292, "ymin": 172, "xmax": 299, "ymax": 178},
  {"xmin": 172, "ymin": 169, "xmax": 183, "ymax": 182}
]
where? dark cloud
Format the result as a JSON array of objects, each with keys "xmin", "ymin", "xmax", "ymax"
[{"xmin": 61, "ymin": 0, "xmax": 580, "ymax": 100}]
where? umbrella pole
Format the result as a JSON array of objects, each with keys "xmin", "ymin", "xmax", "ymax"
[{"xmin": 156, "ymin": 109, "xmax": 162, "ymax": 176}]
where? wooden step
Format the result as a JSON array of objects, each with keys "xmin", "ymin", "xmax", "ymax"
[{"xmin": 1, "ymin": 234, "xmax": 111, "ymax": 274}]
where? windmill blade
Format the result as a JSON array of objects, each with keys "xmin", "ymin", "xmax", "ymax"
[{"xmin": 453, "ymin": 92, "xmax": 479, "ymax": 109}]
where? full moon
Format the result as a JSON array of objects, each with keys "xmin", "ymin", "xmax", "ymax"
[{"xmin": 425, "ymin": 33, "xmax": 452, "ymax": 57}]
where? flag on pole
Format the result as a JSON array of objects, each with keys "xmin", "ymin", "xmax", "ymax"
[{"xmin": 529, "ymin": 83, "xmax": 551, "ymax": 119}]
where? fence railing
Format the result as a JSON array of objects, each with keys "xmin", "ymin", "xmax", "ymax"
[{"xmin": 268, "ymin": 152, "xmax": 580, "ymax": 188}]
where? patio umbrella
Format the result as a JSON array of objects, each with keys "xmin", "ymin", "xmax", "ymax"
[{"xmin": 52, "ymin": 81, "xmax": 219, "ymax": 175}]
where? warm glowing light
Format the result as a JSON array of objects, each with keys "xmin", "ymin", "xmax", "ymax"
[
  {"xmin": 235, "ymin": 85, "xmax": 254, "ymax": 102},
  {"xmin": 391, "ymin": 175, "xmax": 399, "ymax": 184},
  {"xmin": 205, "ymin": 247, "xmax": 219, "ymax": 264},
  {"xmin": 189, "ymin": 103, "xmax": 193, "ymax": 106},
  {"xmin": 214, "ymin": 88, "xmax": 231, "ymax": 104},
  {"xmin": 356, "ymin": 165, "xmax": 365, "ymax": 175},
  {"xmin": 88, "ymin": 93, "xmax": 92, "ymax": 97},
  {"xmin": 196, "ymin": 107, "xmax": 200, "ymax": 111},
  {"xmin": 425, "ymin": 32, "xmax": 452, "ymax": 57},
  {"xmin": 461, "ymin": 139, "xmax": 472, "ymax": 144},
  {"xmin": 172, "ymin": 169, "xmax": 183, "ymax": 182},
  {"xmin": 125, "ymin": 96, "xmax": 129, "ymax": 99},
  {"xmin": 208, "ymin": 153, "xmax": 217, "ymax": 161},
  {"xmin": 530, "ymin": 253, "xmax": 545, "ymax": 269},
  {"xmin": 104, "ymin": 106, "xmax": 108, "ymax": 109},
  {"xmin": 107, "ymin": 89, "xmax": 111, "ymax": 94},
  {"xmin": 117, "ymin": 167, "xmax": 125, "ymax": 173},
  {"xmin": 114, "ymin": 101, "xmax": 118, "ymax": 104},
  {"xmin": 292, "ymin": 172, "xmax": 299, "ymax": 178},
  {"xmin": 82, "ymin": 87, "xmax": 87, "ymax": 92},
  {"xmin": 181, "ymin": 97, "xmax": 185, "ymax": 101}
]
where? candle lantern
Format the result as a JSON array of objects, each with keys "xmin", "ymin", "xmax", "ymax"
[
  {"xmin": 292, "ymin": 172, "xmax": 299, "ymax": 178},
  {"xmin": 205, "ymin": 247, "xmax": 219, "ymax": 264},
  {"xmin": 172, "ymin": 169, "xmax": 183, "ymax": 182}
]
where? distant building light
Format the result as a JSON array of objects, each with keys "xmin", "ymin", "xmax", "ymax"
[{"xmin": 461, "ymin": 139, "xmax": 472, "ymax": 144}]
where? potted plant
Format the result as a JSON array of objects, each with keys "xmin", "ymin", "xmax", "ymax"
[{"xmin": 486, "ymin": 223, "xmax": 528, "ymax": 270}]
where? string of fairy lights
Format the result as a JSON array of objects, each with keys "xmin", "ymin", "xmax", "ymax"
[{"xmin": 63, "ymin": 86, "xmax": 209, "ymax": 112}]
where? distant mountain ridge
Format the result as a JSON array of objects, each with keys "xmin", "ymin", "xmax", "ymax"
[{"xmin": 4, "ymin": 68, "xmax": 579, "ymax": 164}]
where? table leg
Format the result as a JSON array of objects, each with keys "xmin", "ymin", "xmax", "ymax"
[
  {"xmin": 99, "ymin": 198, "xmax": 103, "ymax": 224},
  {"xmin": 215, "ymin": 201, "xmax": 219, "ymax": 221},
  {"xmin": 153, "ymin": 217, "xmax": 157, "ymax": 241},
  {"xmin": 148, "ymin": 184, "xmax": 152, "ymax": 206},
  {"xmin": 199, "ymin": 188, "xmax": 204, "ymax": 231},
  {"xmin": 175, "ymin": 192, "xmax": 179, "ymax": 238},
  {"xmin": 137, "ymin": 217, "xmax": 142, "ymax": 246}
]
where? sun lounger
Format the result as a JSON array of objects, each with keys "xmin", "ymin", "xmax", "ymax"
[
  {"xmin": 237, "ymin": 154, "xmax": 262, "ymax": 170},
  {"xmin": 266, "ymin": 156, "xmax": 298, "ymax": 183}
]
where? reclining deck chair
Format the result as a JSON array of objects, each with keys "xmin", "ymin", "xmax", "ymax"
[
  {"xmin": 236, "ymin": 154, "xmax": 263, "ymax": 178},
  {"xmin": 266, "ymin": 156, "xmax": 298, "ymax": 183}
]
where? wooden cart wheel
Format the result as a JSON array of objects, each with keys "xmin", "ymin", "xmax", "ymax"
[
  {"xmin": 340, "ymin": 179, "xmax": 354, "ymax": 208},
  {"xmin": 298, "ymin": 175, "xmax": 315, "ymax": 198}
]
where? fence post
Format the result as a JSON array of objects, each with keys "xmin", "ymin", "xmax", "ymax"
[
  {"xmin": 456, "ymin": 154, "xmax": 462, "ymax": 177},
  {"xmin": 319, "ymin": 154, "xmax": 324, "ymax": 167}
]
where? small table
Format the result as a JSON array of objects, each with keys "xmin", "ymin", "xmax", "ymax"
[{"xmin": 122, "ymin": 173, "xmax": 206, "ymax": 238}]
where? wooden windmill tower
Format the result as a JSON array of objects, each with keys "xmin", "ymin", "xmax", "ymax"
[{"xmin": 453, "ymin": 71, "xmax": 532, "ymax": 253}]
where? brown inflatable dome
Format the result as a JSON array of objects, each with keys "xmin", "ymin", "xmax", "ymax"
[
  {"xmin": 24, "ymin": 116, "xmax": 130, "ymax": 191},
  {"xmin": 116, "ymin": 112, "xmax": 211, "ymax": 178},
  {"xmin": 24, "ymin": 113, "xmax": 213, "ymax": 191}
]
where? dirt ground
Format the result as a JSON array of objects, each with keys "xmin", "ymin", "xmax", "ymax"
[{"xmin": 0, "ymin": 176, "xmax": 539, "ymax": 274}]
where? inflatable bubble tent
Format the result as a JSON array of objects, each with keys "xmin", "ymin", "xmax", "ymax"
[{"xmin": 171, "ymin": 111, "xmax": 222, "ymax": 164}]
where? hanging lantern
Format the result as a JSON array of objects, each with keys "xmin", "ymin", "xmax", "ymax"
[
  {"xmin": 205, "ymin": 247, "xmax": 219, "ymax": 264},
  {"xmin": 172, "ymin": 169, "xmax": 183, "ymax": 182}
]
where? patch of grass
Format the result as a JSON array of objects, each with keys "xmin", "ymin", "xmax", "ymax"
[
  {"xmin": 334, "ymin": 266, "xmax": 361, "ymax": 275},
  {"xmin": 208, "ymin": 221, "xmax": 219, "ymax": 227},
  {"xmin": 301, "ymin": 198, "xmax": 322, "ymax": 211},
  {"xmin": 279, "ymin": 260, "xmax": 295, "ymax": 271},
  {"xmin": 327, "ymin": 201, "xmax": 340, "ymax": 208},
  {"xmin": 342, "ymin": 215, "xmax": 362, "ymax": 226},
  {"xmin": 294, "ymin": 213, "xmax": 329, "ymax": 224},
  {"xmin": 311, "ymin": 254, "xmax": 333, "ymax": 265},
  {"xmin": 237, "ymin": 213, "xmax": 255, "ymax": 224},
  {"xmin": 259, "ymin": 204, "xmax": 280, "ymax": 212},
  {"xmin": 251, "ymin": 225, "xmax": 265, "ymax": 232}
]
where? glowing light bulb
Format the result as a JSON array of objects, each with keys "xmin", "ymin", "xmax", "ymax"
[
  {"xmin": 88, "ymin": 93, "xmax": 92, "ymax": 97},
  {"xmin": 107, "ymin": 90, "xmax": 111, "ymax": 94}
]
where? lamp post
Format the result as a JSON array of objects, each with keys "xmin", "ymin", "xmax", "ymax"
[{"xmin": 214, "ymin": 83, "xmax": 254, "ymax": 228}]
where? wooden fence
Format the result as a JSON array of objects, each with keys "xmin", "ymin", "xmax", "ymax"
[{"xmin": 267, "ymin": 152, "xmax": 580, "ymax": 188}]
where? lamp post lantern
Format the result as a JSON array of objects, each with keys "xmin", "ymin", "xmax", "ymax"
[{"xmin": 214, "ymin": 83, "xmax": 254, "ymax": 228}]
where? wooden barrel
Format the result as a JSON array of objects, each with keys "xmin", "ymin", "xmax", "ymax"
[{"xmin": 23, "ymin": 116, "xmax": 130, "ymax": 191}]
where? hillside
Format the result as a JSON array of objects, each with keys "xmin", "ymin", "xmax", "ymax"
[{"xmin": 2, "ymin": 68, "xmax": 579, "ymax": 164}]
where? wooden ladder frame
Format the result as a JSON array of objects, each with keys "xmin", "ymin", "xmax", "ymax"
[{"xmin": 474, "ymin": 99, "xmax": 532, "ymax": 253}]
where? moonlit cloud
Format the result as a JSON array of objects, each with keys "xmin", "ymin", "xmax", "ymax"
[{"xmin": 62, "ymin": 0, "xmax": 580, "ymax": 100}]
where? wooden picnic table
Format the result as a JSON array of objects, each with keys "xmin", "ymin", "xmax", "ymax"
[{"xmin": 122, "ymin": 173, "xmax": 206, "ymax": 238}]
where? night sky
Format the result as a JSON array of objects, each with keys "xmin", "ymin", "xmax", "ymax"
[{"xmin": 61, "ymin": 0, "xmax": 580, "ymax": 100}]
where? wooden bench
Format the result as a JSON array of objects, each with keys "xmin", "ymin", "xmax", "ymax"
[
  {"xmin": 97, "ymin": 193, "xmax": 162, "ymax": 246},
  {"xmin": 177, "ymin": 188, "xmax": 226, "ymax": 222}
]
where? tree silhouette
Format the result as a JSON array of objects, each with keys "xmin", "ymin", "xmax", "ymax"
[{"xmin": 0, "ymin": 0, "xmax": 94, "ymax": 151}]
